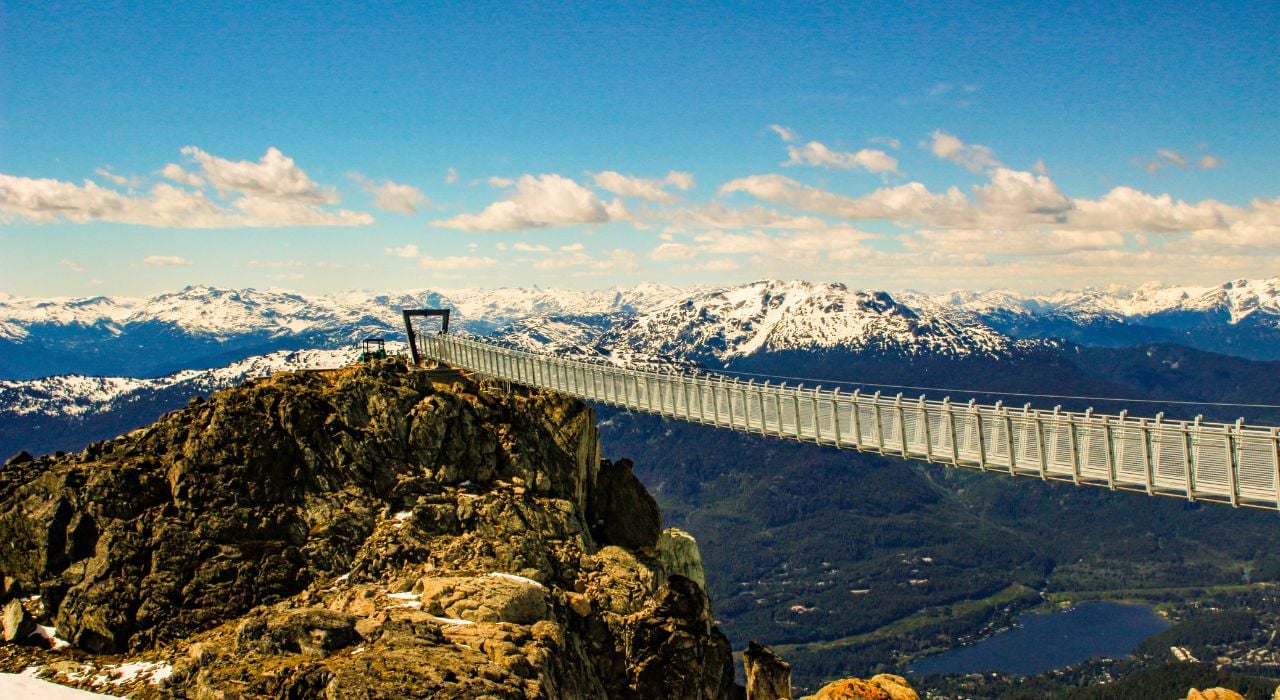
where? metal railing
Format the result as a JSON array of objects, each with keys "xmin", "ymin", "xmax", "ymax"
[{"xmin": 421, "ymin": 334, "xmax": 1280, "ymax": 511}]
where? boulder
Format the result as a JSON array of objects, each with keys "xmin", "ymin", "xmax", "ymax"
[
  {"xmin": 806, "ymin": 674, "xmax": 918, "ymax": 700},
  {"xmin": 744, "ymin": 641, "xmax": 791, "ymax": 699},
  {"xmin": 416, "ymin": 574, "xmax": 550, "ymax": 625},
  {"xmin": 4, "ymin": 450, "xmax": 33, "ymax": 468},
  {"xmin": 2, "ymin": 598, "xmax": 36, "ymax": 643},
  {"xmin": 1187, "ymin": 689, "xmax": 1246, "ymax": 700}
]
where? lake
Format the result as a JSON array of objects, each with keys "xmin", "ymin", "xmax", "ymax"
[{"xmin": 909, "ymin": 601, "xmax": 1171, "ymax": 677}]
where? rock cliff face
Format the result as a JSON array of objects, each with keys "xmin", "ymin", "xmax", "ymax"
[{"xmin": 0, "ymin": 360, "xmax": 738, "ymax": 698}]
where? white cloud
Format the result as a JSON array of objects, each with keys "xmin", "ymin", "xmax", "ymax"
[
  {"xmin": 269, "ymin": 272, "xmax": 305, "ymax": 281},
  {"xmin": 434, "ymin": 173, "xmax": 620, "ymax": 231},
  {"xmin": 1198, "ymin": 154, "xmax": 1224, "ymax": 169},
  {"xmin": 784, "ymin": 141, "xmax": 899, "ymax": 173},
  {"xmin": 351, "ymin": 174, "xmax": 429, "ymax": 214},
  {"xmin": 870, "ymin": 136, "xmax": 902, "ymax": 150},
  {"xmin": 660, "ymin": 202, "xmax": 829, "ymax": 231},
  {"xmin": 248, "ymin": 259, "xmax": 306, "ymax": 268},
  {"xmin": 230, "ymin": 194, "xmax": 373, "ymax": 227},
  {"xmin": 532, "ymin": 248, "xmax": 637, "ymax": 273},
  {"xmin": 676, "ymin": 258, "xmax": 740, "ymax": 273},
  {"xmin": 512, "ymin": 242, "xmax": 551, "ymax": 252},
  {"xmin": 94, "ymin": 167, "xmax": 141, "ymax": 188},
  {"xmin": 907, "ymin": 229, "xmax": 1126, "ymax": 256},
  {"xmin": 141, "ymin": 255, "xmax": 192, "ymax": 266},
  {"xmin": 0, "ymin": 147, "xmax": 374, "ymax": 228},
  {"xmin": 1138, "ymin": 148, "xmax": 1225, "ymax": 173},
  {"xmin": 720, "ymin": 168, "xmax": 1252, "ymax": 237},
  {"xmin": 925, "ymin": 130, "xmax": 1001, "ymax": 172},
  {"xmin": 1069, "ymin": 187, "xmax": 1235, "ymax": 232},
  {"xmin": 417, "ymin": 255, "xmax": 498, "ymax": 270},
  {"xmin": 313, "ymin": 261, "xmax": 374, "ymax": 270},
  {"xmin": 386, "ymin": 244, "xmax": 420, "ymax": 258},
  {"xmin": 1189, "ymin": 197, "xmax": 1280, "ymax": 248},
  {"xmin": 720, "ymin": 174, "xmax": 974, "ymax": 228},
  {"xmin": 973, "ymin": 168, "xmax": 1073, "ymax": 222},
  {"xmin": 689, "ymin": 228, "xmax": 873, "ymax": 262},
  {"xmin": 559, "ymin": 242, "xmax": 584, "ymax": 252},
  {"xmin": 486, "ymin": 176, "xmax": 514, "ymax": 187},
  {"xmin": 445, "ymin": 167, "xmax": 459, "ymax": 184},
  {"xmin": 59, "ymin": 259, "xmax": 85, "ymax": 273},
  {"xmin": 182, "ymin": 146, "xmax": 338, "ymax": 204},
  {"xmin": 650, "ymin": 242, "xmax": 699, "ymax": 260},
  {"xmin": 161, "ymin": 163, "xmax": 205, "ymax": 187},
  {"xmin": 769, "ymin": 124, "xmax": 799, "ymax": 142},
  {"xmin": 590, "ymin": 170, "xmax": 695, "ymax": 203}
]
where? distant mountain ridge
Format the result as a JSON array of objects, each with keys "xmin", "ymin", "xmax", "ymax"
[
  {"xmin": 493, "ymin": 280, "xmax": 1014, "ymax": 368},
  {"xmin": 4, "ymin": 276, "xmax": 1280, "ymax": 383},
  {"xmin": 899, "ymin": 277, "xmax": 1280, "ymax": 360},
  {"xmin": 0, "ymin": 283, "xmax": 687, "ymax": 379}
]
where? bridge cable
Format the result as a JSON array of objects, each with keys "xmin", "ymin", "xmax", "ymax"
[
  {"xmin": 472, "ymin": 335, "xmax": 1280, "ymax": 411},
  {"xmin": 692, "ymin": 367, "xmax": 1280, "ymax": 410}
]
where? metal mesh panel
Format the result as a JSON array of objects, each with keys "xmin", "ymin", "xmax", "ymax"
[{"xmin": 419, "ymin": 335, "xmax": 1280, "ymax": 509}]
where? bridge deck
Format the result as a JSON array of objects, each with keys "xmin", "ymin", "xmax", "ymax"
[{"xmin": 421, "ymin": 334, "xmax": 1280, "ymax": 511}]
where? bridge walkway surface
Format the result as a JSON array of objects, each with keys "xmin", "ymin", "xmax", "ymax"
[{"xmin": 419, "ymin": 333, "xmax": 1280, "ymax": 512}]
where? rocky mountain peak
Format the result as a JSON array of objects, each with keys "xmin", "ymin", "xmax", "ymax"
[{"xmin": 0, "ymin": 360, "xmax": 741, "ymax": 697}]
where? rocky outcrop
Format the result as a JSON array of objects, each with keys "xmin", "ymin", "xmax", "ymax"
[
  {"xmin": 803, "ymin": 673, "xmax": 919, "ymax": 700},
  {"xmin": 657, "ymin": 527, "xmax": 707, "ymax": 590},
  {"xmin": 744, "ymin": 641, "xmax": 791, "ymax": 699},
  {"xmin": 0, "ymin": 360, "xmax": 739, "ymax": 698},
  {"xmin": 1186, "ymin": 689, "xmax": 1246, "ymax": 700}
]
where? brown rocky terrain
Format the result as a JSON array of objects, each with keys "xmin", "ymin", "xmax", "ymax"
[{"xmin": 0, "ymin": 360, "xmax": 740, "ymax": 698}]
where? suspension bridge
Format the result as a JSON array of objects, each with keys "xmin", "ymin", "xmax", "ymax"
[{"xmin": 412, "ymin": 328, "xmax": 1280, "ymax": 512}]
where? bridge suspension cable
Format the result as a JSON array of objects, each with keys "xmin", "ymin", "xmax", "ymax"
[
  {"xmin": 420, "ymin": 333, "xmax": 1280, "ymax": 513},
  {"xmin": 678, "ymin": 367, "xmax": 1280, "ymax": 411}
]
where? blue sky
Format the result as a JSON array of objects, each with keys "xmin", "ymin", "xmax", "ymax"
[{"xmin": 2, "ymin": 0, "xmax": 1277, "ymax": 297}]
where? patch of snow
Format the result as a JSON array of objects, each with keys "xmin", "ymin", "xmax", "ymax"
[
  {"xmin": 391, "ymin": 511, "xmax": 414, "ymax": 528},
  {"xmin": 32, "ymin": 623, "xmax": 71, "ymax": 650},
  {"xmin": 385, "ymin": 591, "xmax": 420, "ymax": 601},
  {"xmin": 430, "ymin": 615, "xmax": 474, "ymax": 626},
  {"xmin": 0, "ymin": 669, "xmax": 119, "ymax": 698},
  {"xmin": 487, "ymin": 572, "xmax": 547, "ymax": 590}
]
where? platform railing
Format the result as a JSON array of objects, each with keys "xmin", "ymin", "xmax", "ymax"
[{"xmin": 421, "ymin": 333, "xmax": 1280, "ymax": 511}]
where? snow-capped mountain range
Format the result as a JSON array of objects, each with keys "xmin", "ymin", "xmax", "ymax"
[
  {"xmin": 0, "ymin": 283, "xmax": 686, "ymax": 379},
  {"xmin": 5, "ymin": 276, "xmax": 1280, "ymax": 458},
  {"xmin": 494, "ymin": 281, "xmax": 1013, "ymax": 367},
  {"xmin": 903, "ymin": 277, "xmax": 1280, "ymax": 325},
  {"xmin": 3, "ymin": 276, "xmax": 1279, "ymax": 382},
  {"xmin": 0, "ymin": 282, "xmax": 685, "ymax": 342},
  {"xmin": 0, "ymin": 347, "xmax": 371, "ymax": 419}
]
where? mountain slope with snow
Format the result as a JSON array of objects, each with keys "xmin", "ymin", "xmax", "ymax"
[
  {"xmin": 901, "ymin": 277, "xmax": 1280, "ymax": 360},
  {"xmin": 0, "ymin": 284, "xmax": 690, "ymax": 379},
  {"xmin": 0, "ymin": 347, "xmax": 377, "ymax": 459},
  {"xmin": 597, "ymin": 280, "xmax": 1011, "ymax": 366}
]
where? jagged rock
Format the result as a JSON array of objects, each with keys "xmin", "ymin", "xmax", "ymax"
[
  {"xmin": 3, "ymin": 451, "xmax": 32, "ymax": 468},
  {"xmin": 588, "ymin": 457, "xmax": 661, "ymax": 550},
  {"xmin": 1187, "ymin": 689, "xmax": 1246, "ymax": 700},
  {"xmin": 658, "ymin": 527, "xmax": 707, "ymax": 589},
  {"xmin": 805, "ymin": 674, "xmax": 918, "ymax": 700},
  {"xmin": 744, "ymin": 641, "xmax": 791, "ymax": 699},
  {"xmin": 0, "ymin": 360, "xmax": 740, "ymax": 698},
  {"xmin": 2, "ymin": 598, "xmax": 35, "ymax": 643},
  {"xmin": 1, "ymin": 575, "xmax": 20, "ymax": 601}
]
